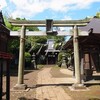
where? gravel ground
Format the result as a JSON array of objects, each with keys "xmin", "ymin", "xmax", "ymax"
[
  {"xmin": 2, "ymin": 68, "xmax": 39, "ymax": 100},
  {"xmin": 2, "ymin": 65, "xmax": 100, "ymax": 100},
  {"xmin": 62, "ymin": 85, "xmax": 100, "ymax": 100}
]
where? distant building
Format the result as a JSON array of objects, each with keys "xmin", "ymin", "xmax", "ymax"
[{"xmin": 45, "ymin": 39, "xmax": 59, "ymax": 64}]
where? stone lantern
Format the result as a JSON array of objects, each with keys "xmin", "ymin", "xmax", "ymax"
[
  {"xmin": 61, "ymin": 54, "xmax": 67, "ymax": 68},
  {"xmin": 32, "ymin": 53, "xmax": 37, "ymax": 69}
]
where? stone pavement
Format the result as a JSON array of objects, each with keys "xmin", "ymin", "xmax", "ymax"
[{"xmin": 35, "ymin": 67, "xmax": 74, "ymax": 100}]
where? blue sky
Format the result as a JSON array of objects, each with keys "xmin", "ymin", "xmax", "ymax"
[
  {"xmin": 1, "ymin": 0, "xmax": 100, "ymax": 41},
  {"xmin": 0, "ymin": 0, "xmax": 100, "ymax": 20}
]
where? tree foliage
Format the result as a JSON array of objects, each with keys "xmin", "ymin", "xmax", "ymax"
[
  {"xmin": 4, "ymin": 17, "xmax": 40, "ymax": 55},
  {"xmin": 96, "ymin": 12, "xmax": 100, "ymax": 18},
  {"xmin": 27, "ymin": 36, "xmax": 47, "ymax": 45}
]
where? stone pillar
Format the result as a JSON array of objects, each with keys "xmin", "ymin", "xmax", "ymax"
[
  {"xmin": 80, "ymin": 51, "xmax": 84, "ymax": 82},
  {"xmin": 69, "ymin": 25, "xmax": 87, "ymax": 90},
  {"xmin": 14, "ymin": 26, "xmax": 27, "ymax": 90},
  {"xmin": 69, "ymin": 26, "xmax": 87, "ymax": 91},
  {"xmin": 73, "ymin": 25, "xmax": 81, "ymax": 84}
]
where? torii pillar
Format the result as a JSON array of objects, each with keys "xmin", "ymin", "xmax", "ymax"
[
  {"xmin": 73, "ymin": 25, "xmax": 81, "ymax": 84},
  {"xmin": 71, "ymin": 25, "xmax": 86, "ymax": 89},
  {"xmin": 14, "ymin": 26, "xmax": 27, "ymax": 90}
]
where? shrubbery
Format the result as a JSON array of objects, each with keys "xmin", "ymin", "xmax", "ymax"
[
  {"xmin": 25, "ymin": 52, "xmax": 31, "ymax": 67},
  {"xmin": 57, "ymin": 52, "xmax": 64, "ymax": 67}
]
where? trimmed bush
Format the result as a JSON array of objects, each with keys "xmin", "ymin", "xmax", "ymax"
[{"xmin": 25, "ymin": 52, "xmax": 31, "ymax": 67}]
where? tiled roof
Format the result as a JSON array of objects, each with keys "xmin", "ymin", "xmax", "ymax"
[{"xmin": 79, "ymin": 18, "xmax": 100, "ymax": 34}]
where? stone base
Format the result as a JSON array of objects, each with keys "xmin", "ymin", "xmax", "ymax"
[
  {"xmin": 69, "ymin": 84, "xmax": 89, "ymax": 91},
  {"xmin": 13, "ymin": 84, "xmax": 27, "ymax": 90},
  {"xmin": 72, "ymin": 84, "xmax": 86, "ymax": 89},
  {"xmin": 61, "ymin": 59, "xmax": 67, "ymax": 68}
]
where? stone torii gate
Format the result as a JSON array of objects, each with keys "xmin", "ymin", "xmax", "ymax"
[{"xmin": 9, "ymin": 19, "xmax": 89, "ymax": 90}]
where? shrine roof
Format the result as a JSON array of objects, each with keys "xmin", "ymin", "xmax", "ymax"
[
  {"xmin": 64, "ymin": 18, "xmax": 100, "ymax": 50},
  {"xmin": 79, "ymin": 18, "xmax": 100, "ymax": 34},
  {"xmin": 0, "ymin": 11, "xmax": 10, "ymax": 34}
]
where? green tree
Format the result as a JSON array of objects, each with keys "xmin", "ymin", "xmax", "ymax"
[
  {"xmin": 4, "ymin": 17, "xmax": 20, "ymax": 55},
  {"xmin": 25, "ymin": 52, "xmax": 31, "ymax": 67},
  {"xmin": 27, "ymin": 36, "xmax": 47, "ymax": 45},
  {"xmin": 7, "ymin": 38, "xmax": 19, "ymax": 55},
  {"xmin": 4, "ymin": 17, "xmax": 40, "ymax": 54},
  {"xmin": 27, "ymin": 36, "xmax": 47, "ymax": 54},
  {"xmin": 4, "ymin": 16, "xmax": 12, "ymax": 29},
  {"xmin": 96, "ymin": 12, "xmax": 100, "ymax": 18}
]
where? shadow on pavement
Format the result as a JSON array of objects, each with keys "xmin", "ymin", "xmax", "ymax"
[{"xmin": 18, "ymin": 97, "xmax": 50, "ymax": 100}]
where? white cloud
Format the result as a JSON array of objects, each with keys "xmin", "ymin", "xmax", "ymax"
[
  {"xmin": 0, "ymin": 0, "xmax": 7, "ymax": 9},
  {"xmin": 62, "ymin": 16, "xmax": 72, "ymax": 20},
  {"xmin": 10, "ymin": 0, "xmax": 49, "ymax": 18},
  {"xmin": 58, "ymin": 16, "xmax": 72, "ymax": 31},
  {"xmin": 8, "ymin": 0, "xmax": 100, "ymax": 18}
]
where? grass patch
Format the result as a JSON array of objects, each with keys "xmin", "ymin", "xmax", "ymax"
[{"xmin": 37, "ymin": 64, "xmax": 45, "ymax": 69}]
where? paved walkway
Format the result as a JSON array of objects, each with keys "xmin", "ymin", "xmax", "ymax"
[{"xmin": 35, "ymin": 67, "xmax": 73, "ymax": 100}]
